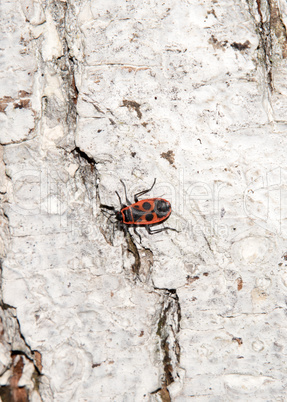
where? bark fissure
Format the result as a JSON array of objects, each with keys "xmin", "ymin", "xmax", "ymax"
[
  {"xmin": 0, "ymin": 304, "xmax": 43, "ymax": 401},
  {"xmin": 247, "ymin": 0, "xmax": 273, "ymax": 90},
  {"xmin": 47, "ymin": 0, "xmax": 79, "ymax": 150},
  {"xmin": 126, "ymin": 232, "xmax": 141, "ymax": 276},
  {"xmin": 72, "ymin": 146, "xmax": 97, "ymax": 167},
  {"xmin": 247, "ymin": 0, "xmax": 287, "ymax": 92},
  {"xmin": 152, "ymin": 288, "xmax": 182, "ymax": 400}
]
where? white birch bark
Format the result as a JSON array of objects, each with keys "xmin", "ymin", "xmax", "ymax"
[{"xmin": 1, "ymin": 0, "xmax": 287, "ymax": 400}]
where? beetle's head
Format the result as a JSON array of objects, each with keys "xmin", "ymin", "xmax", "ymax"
[
  {"xmin": 115, "ymin": 211, "xmax": 123, "ymax": 222},
  {"xmin": 155, "ymin": 199, "xmax": 171, "ymax": 217}
]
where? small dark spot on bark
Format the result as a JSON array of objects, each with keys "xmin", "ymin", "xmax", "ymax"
[
  {"xmin": 209, "ymin": 35, "xmax": 228, "ymax": 49},
  {"xmin": 187, "ymin": 275, "xmax": 200, "ymax": 284},
  {"xmin": 237, "ymin": 277, "xmax": 243, "ymax": 291},
  {"xmin": 122, "ymin": 100, "xmax": 142, "ymax": 119},
  {"xmin": 161, "ymin": 150, "xmax": 175, "ymax": 165},
  {"xmin": 18, "ymin": 90, "xmax": 31, "ymax": 97},
  {"xmin": 14, "ymin": 99, "xmax": 31, "ymax": 109},
  {"xmin": 207, "ymin": 9, "xmax": 217, "ymax": 18},
  {"xmin": 231, "ymin": 40, "xmax": 250, "ymax": 51},
  {"xmin": 232, "ymin": 337, "xmax": 243, "ymax": 345}
]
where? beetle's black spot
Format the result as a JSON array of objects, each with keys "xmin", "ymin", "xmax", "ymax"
[
  {"xmin": 132, "ymin": 207, "xmax": 144, "ymax": 222},
  {"xmin": 142, "ymin": 202, "xmax": 151, "ymax": 210},
  {"xmin": 145, "ymin": 213, "xmax": 154, "ymax": 222},
  {"xmin": 123, "ymin": 208, "xmax": 133, "ymax": 222}
]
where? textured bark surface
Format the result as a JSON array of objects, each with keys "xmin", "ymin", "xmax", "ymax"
[{"xmin": 1, "ymin": 0, "xmax": 287, "ymax": 400}]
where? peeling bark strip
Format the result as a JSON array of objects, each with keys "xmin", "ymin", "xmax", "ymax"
[
  {"xmin": 153, "ymin": 289, "xmax": 181, "ymax": 397},
  {"xmin": 269, "ymin": 0, "xmax": 287, "ymax": 58},
  {"xmin": 0, "ymin": 306, "xmax": 42, "ymax": 401},
  {"xmin": 126, "ymin": 232, "xmax": 141, "ymax": 276},
  {"xmin": 46, "ymin": 0, "xmax": 79, "ymax": 149},
  {"xmin": 247, "ymin": 0, "xmax": 273, "ymax": 89},
  {"xmin": 247, "ymin": 0, "xmax": 287, "ymax": 90},
  {"xmin": 72, "ymin": 147, "xmax": 98, "ymax": 201},
  {"xmin": 10, "ymin": 355, "xmax": 28, "ymax": 402}
]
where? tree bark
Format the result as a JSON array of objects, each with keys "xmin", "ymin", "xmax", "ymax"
[{"xmin": 1, "ymin": 0, "xmax": 287, "ymax": 400}]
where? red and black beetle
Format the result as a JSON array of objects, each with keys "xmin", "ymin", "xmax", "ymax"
[{"xmin": 100, "ymin": 179, "xmax": 177, "ymax": 240}]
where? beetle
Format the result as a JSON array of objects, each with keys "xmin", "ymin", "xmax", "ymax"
[{"xmin": 100, "ymin": 178, "xmax": 177, "ymax": 240}]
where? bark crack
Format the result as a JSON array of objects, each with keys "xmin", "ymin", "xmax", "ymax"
[
  {"xmin": 72, "ymin": 146, "xmax": 97, "ymax": 167},
  {"xmin": 152, "ymin": 288, "xmax": 182, "ymax": 400},
  {"xmin": 247, "ymin": 0, "xmax": 287, "ymax": 92},
  {"xmin": 247, "ymin": 0, "xmax": 273, "ymax": 90},
  {"xmin": 0, "ymin": 303, "xmax": 43, "ymax": 401},
  {"xmin": 44, "ymin": 0, "xmax": 79, "ymax": 151}
]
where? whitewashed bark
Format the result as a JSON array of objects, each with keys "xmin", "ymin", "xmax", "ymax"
[{"xmin": 1, "ymin": 0, "xmax": 287, "ymax": 400}]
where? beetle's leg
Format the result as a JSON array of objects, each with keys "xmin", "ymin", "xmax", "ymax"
[
  {"xmin": 120, "ymin": 180, "xmax": 132, "ymax": 205},
  {"xmin": 146, "ymin": 225, "xmax": 179, "ymax": 235},
  {"xmin": 101, "ymin": 209, "xmax": 113, "ymax": 219},
  {"xmin": 133, "ymin": 227, "xmax": 142, "ymax": 243},
  {"xmin": 107, "ymin": 214, "xmax": 116, "ymax": 225},
  {"xmin": 134, "ymin": 178, "xmax": 156, "ymax": 203},
  {"xmin": 100, "ymin": 204, "xmax": 115, "ymax": 211},
  {"xmin": 122, "ymin": 224, "xmax": 129, "ymax": 236},
  {"xmin": 100, "ymin": 204, "xmax": 116, "ymax": 220}
]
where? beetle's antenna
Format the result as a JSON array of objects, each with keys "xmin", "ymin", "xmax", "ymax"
[
  {"xmin": 134, "ymin": 178, "xmax": 157, "ymax": 203},
  {"xmin": 115, "ymin": 191, "xmax": 123, "ymax": 207},
  {"xmin": 120, "ymin": 180, "xmax": 132, "ymax": 205}
]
